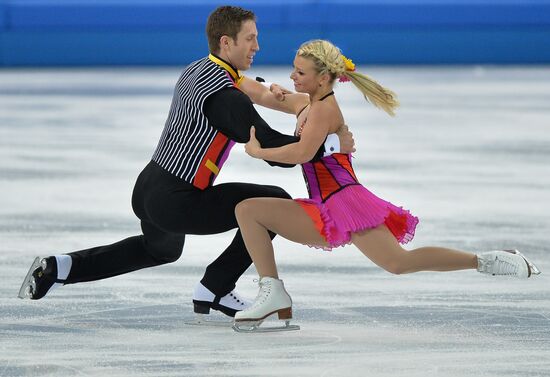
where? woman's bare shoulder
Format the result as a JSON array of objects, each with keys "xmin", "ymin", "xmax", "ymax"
[
  {"xmin": 285, "ymin": 93, "xmax": 310, "ymax": 115},
  {"xmin": 309, "ymin": 100, "xmax": 343, "ymax": 127}
]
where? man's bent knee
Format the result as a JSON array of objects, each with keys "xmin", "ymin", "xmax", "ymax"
[
  {"xmin": 142, "ymin": 236, "xmax": 184, "ymax": 264},
  {"xmin": 153, "ymin": 250, "xmax": 182, "ymax": 264},
  {"xmin": 263, "ymin": 185, "xmax": 291, "ymax": 200}
]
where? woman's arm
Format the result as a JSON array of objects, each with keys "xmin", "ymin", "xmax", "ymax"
[
  {"xmin": 239, "ymin": 76, "xmax": 309, "ymax": 115},
  {"xmin": 245, "ymin": 103, "xmax": 332, "ymax": 164}
]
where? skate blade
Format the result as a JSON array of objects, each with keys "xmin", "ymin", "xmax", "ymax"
[
  {"xmin": 508, "ymin": 250, "xmax": 542, "ymax": 276},
  {"xmin": 184, "ymin": 314, "xmax": 233, "ymax": 327},
  {"xmin": 17, "ymin": 257, "xmax": 42, "ymax": 299},
  {"xmin": 232, "ymin": 320, "xmax": 300, "ymax": 333}
]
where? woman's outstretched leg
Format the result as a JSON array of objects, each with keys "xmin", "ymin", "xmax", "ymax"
[
  {"xmin": 351, "ymin": 225, "xmax": 478, "ymax": 274},
  {"xmin": 235, "ymin": 197, "xmax": 328, "ymax": 278}
]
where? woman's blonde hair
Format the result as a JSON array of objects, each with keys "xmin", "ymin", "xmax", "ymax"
[{"xmin": 297, "ymin": 39, "xmax": 399, "ymax": 116}]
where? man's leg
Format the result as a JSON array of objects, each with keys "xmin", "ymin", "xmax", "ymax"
[
  {"xmin": 19, "ymin": 161, "xmax": 187, "ymax": 299},
  {"xmin": 199, "ymin": 229, "xmax": 275, "ymax": 295},
  {"xmin": 19, "ymin": 219, "xmax": 185, "ymax": 299},
  {"xmin": 66, "ymin": 220, "xmax": 185, "ymax": 284},
  {"xmin": 187, "ymin": 183, "xmax": 292, "ymax": 297}
]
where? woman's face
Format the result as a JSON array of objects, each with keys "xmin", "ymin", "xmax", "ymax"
[{"xmin": 290, "ymin": 55, "xmax": 321, "ymax": 94}]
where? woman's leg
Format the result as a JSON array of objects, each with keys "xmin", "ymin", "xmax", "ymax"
[
  {"xmin": 235, "ymin": 198, "xmax": 329, "ymax": 278},
  {"xmin": 351, "ymin": 225, "xmax": 478, "ymax": 274}
]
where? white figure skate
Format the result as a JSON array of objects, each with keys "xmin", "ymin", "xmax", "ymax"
[
  {"xmin": 233, "ymin": 277, "xmax": 300, "ymax": 333},
  {"xmin": 185, "ymin": 282, "xmax": 250, "ymax": 327},
  {"xmin": 477, "ymin": 249, "xmax": 541, "ymax": 278}
]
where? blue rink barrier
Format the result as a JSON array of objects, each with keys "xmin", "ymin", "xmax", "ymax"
[{"xmin": 1, "ymin": 0, "xmax": 549, "ymax": 66}]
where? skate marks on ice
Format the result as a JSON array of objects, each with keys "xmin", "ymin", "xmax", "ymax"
[
  {"xmin": 0, "ymin": 304, "xmax": 341, "ymax": 377},
  {"xmin": 184, "ymin": 313, "xmax": 233, "ymax": 327},
  {"xmin": 2, "ymin": 299, "xmax": 549, "ymax": 376},
  {"xmin": 345, "ymin": 304, "xmax": 550, "ymax": 342},
  {"xmin": 4, "ymin": 255, "xmax": 550, "ymax": 376},
  {"xmin": 293, "ymin": 305, "xmax": 550, "ymax": 377}
]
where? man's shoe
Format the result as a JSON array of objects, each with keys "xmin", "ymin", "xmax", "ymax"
[
  {"xmin": 18, "ymin": 257, "xmax": 63, "ymax": 299},
  {"xmin": 192, "ymin": 282, "xmax": 250, "ymax": 317}
]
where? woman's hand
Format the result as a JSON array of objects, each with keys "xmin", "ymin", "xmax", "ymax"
[{"xmin": 245, "ymin": 126, "xmax": 263, "ymax": 158}]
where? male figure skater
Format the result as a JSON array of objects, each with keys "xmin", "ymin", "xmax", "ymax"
[{"xmin": 18, "ymin": 6, "xmax": 354, "ymax": 320}]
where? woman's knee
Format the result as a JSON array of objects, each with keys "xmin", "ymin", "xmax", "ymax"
[
  {"xmin": 235, "ymin": 198, "xmax": 257, "ymax": 221},
  {"xmin": 383, "ymin": 259, "xmax": 407, "ymax": 275},
  {"xmin": 384, "ymin": 248, "xmax": 414, "ymax": 274},
  {"xmin": 365, "ymin": 247, "xmax": 409, "ymax": 275}
]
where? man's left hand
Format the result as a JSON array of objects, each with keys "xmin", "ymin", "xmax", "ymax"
[
  {"xmin": 245, "ymin": 126, "xmax": 263, "ymax": 158},
  {"xmin": 336, "ymin": 124, "xmax": 356, "ymax": 154}
]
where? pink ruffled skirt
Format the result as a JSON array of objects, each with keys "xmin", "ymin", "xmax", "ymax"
[{"xmin": 295, "ymin": 184, "xmax": 418, "ymax": 250}]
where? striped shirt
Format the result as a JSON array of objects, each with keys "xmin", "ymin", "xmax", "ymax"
[{"xmin": 152, "ymin": 57, "xmax": 236, "ymax": 189}]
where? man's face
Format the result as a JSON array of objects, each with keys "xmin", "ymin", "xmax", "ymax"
[{"xmin": 225, "ymin": 20, "xmax": 259, "ymax": 71}]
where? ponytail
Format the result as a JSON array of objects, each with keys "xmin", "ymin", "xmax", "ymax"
[
  {"xmin": 298, "ymin": 39, "xmax": 399, "ymax": 116},
  {"xmin": 341, "ymin": 70, "xmax": 399, "ymax": 116}
]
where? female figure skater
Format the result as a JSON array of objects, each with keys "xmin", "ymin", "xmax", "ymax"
[{"xmin": 233, "ymin": 39, "xmax": 540, "ymax": 331}]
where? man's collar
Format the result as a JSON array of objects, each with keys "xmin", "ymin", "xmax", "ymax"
[{"xmin": 208, "ymin": 53, "xmax": 243, "ymax": 84}]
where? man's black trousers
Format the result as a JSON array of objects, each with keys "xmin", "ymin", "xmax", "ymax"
[{"xmin": 65, "ymin": 160, "xmax": 290, "ymax": 296}]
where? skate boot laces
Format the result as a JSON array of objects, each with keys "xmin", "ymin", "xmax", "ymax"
[
  {"xmin": 488, "ymin": 255, "xmax": 519, "ymax": 276},
  {"xmin": 250, "ymin": 280, "xmax": 272, "ymax": 308},
  {"xmin": 477, "ymin": 250, "xmax": 530, "ymax": 278}
]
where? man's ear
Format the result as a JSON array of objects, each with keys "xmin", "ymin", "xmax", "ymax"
[{"xmin": 220, "ymin": 35, "xmax": 231, "ymax": 51}]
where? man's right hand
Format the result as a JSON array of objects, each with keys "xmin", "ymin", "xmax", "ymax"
[{"xmin": 336, "ymin": 124, "xmax": 356, "ymax": 154}]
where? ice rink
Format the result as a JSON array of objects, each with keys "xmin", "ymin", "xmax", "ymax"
[{"xmin": 1, "ymin": 65, "xmax": 549, "ymax": 376}]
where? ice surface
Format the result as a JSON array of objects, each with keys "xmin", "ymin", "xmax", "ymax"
[{"xmin": 1, "ymin": 66, "xmax": 550, "ymax": 376}]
